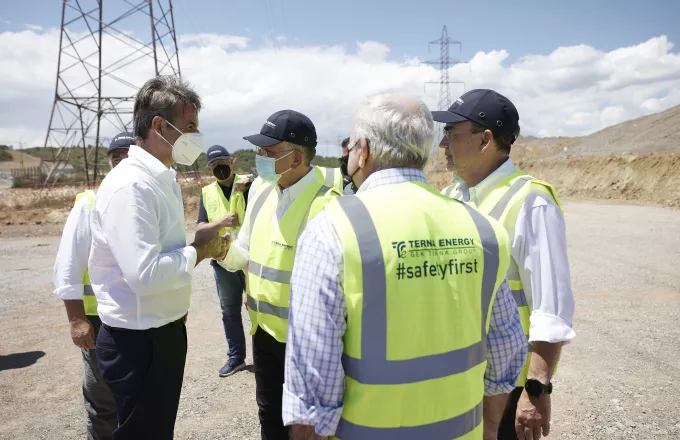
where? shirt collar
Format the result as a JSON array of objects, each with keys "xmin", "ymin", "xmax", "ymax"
[
  {"xmin": 461, "ymin": 157, "xmax": 516, "ymax": 204},
  {"xmin": 357, "ymin": 168, "xmax": 428, "ymax": 193},
  {"xmin": 276, "ymin": 166, "xmax": 316, "ymax": 200},
  {"xmin": 128, "ymin": 145, "xmax": 176, "ymax": 182}
]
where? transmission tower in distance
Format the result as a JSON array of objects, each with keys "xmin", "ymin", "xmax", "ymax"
[
  {"xmin": 43, "ymin": 0, "xmax": 182, "ymax": 186},
  {"xmin": 423, "ymin": 25, "xmax": 468, "ymax": 111}
]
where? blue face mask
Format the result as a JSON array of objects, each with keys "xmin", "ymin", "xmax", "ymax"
[
  {"xmin": 255, "ymin": 150, "xmax": 294, "ymax": 183},
  {"xmin": 452, "ymin": 173, "xmax": 464, "ymax": 184}
]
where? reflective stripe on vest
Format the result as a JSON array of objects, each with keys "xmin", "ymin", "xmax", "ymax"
[
  {"xmin": 336, "ymin": 195, "xmax": 499, "ymax": 385},
  {"xmin": 327, "ymin": 182, "xmax": 510, "ymax": 440},
  {"xmin": 74, "ymin": 190, "xmax": 98, "ymax": 316},
  {"xmin": 316, "ymin": 166, "xmax": 344, "ymax": 192},
  {"xmin": 477, "ymin": 172, "xmax": 562, "ymax": 386},
  {"xmin": 245, "ymin": 179, "xmax": 335, "ymax": 343}
]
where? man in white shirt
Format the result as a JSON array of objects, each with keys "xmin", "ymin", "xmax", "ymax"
[
  {"xmin": 52, "ymin": 132, "xmax": 132, "ymax": 440},
  {"xmin": 223, "ymin": 110, "xmax": 340, "ymax": 440},
  {"xmin": 433, "ymin": 89, "xmax": 576, "ymax": 440},
  {"xmin": 89, "ymin": 76, "xmax": 227, "ymax": 440}
]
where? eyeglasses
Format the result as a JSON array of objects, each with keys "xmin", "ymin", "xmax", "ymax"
[
  {"xmin": 442, "ymin": 126, "xmax": 471, "ymax": 141},
  {"xmin": 255, "ymin": 146, "xmax": 294, "ymax": 158}
]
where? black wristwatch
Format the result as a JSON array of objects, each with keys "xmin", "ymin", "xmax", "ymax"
[{"xmin": 525, "ymin": 379, "xmax": 552, "ymax": 398}]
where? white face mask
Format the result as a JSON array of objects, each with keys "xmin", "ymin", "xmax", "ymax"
[{"xmin": 156, "ymin": 119, "xmax": 205, "ymax": 166}]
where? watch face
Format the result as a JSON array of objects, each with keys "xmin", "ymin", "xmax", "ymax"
[{"xmin": 526, "ymin": 380, "xmax": 542, "ymax": 397}]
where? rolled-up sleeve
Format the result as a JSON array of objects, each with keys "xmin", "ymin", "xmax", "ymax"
[
  {"xmin": 53, "ymin": 197, "xmax": 91, "ymax": 300},
  {"xmin": 515, "ymin": 193, "xmax": 576, "ymax": 344},
  {"xmin": 100, "ymin": 182, "xmax": 196, "ymax": 296},
  {"xmin": 484, "ymin": 279, "xmax": 528, "ymax": 395},
  {"xmin": 283, "ymin": 212, "xmax": 346, "ymax": 436}
]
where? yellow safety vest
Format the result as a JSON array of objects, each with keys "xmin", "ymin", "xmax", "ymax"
[
  {"xmin": 315, "ymin": 166, "xmax": 344, "ymax": 193},
  {"xmin": 201, "ymin": 175, "xmax": 248, "ymax": 238},
  {"xmin": 442, "ymin": 170, "xmax": 563, "ymax": 387},
  {"xmin": 325, "ymin": 181, "xmax": 511, "ymax": 440},
  {"xmin": 244, "ymin": 174, "xmax": 341, "ymax": 343},
  {"xmin": 74, "ymin": 190, "xmax": 98, "ymax": 316}
]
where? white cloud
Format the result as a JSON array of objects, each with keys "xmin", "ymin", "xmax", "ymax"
[
  {"xmin": 1, "ymin": 28, "xmax": 680, "ymax": 156},
  {"xmin": 179, "ymin": 33, "xmax": 250, "ymax": 50}
]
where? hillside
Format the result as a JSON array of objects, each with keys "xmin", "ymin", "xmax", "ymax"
[{"xmin": 510, "ymin": 104, "xmax": 680, "ymax": 161}]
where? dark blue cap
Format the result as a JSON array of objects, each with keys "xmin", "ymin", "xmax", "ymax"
[
  {"xmin": 244, "ymin": 110, "xmax": 317, "ymax": 149},
  {"xmin": 432, "ymin": 89, "xmax": 520, "ymax": 142},
  {"xmin": 108, "ymin": 132, "xmax": 134, "ymax": 153},
  {"xmin": 206, "ymin": 145, "xmax": 231, "ymax": 164}
]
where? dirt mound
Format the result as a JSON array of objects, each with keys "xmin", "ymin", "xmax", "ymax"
[
  {"xmin": 507, "ymin": 104, "xmax": 680, "ymax": 161},
  {"xmin": 428, "ymin": 152, "xmax": 680, "ymax": 208}
]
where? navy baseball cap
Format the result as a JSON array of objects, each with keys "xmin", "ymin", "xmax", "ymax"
[
  {"xmin": 108, "ymin": 132, "xmax": 134, "ymax": 153},
  {"xmin": 432, "ymin": 89, "xmax": 521, "ymax": 142},
  {"xmin": 206, "ymin": 145, "xmax": 231, "ymax": 164},
  {"xmin": 244, "ymin": 110, "xmax": 317, "ymax": 149}
]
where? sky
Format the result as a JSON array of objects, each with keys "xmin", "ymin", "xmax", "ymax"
[{"xmin": 1, "ymin": 0, "xmax": 679, "ymax": 157}]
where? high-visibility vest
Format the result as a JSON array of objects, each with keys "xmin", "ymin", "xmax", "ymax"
[
  {"xmin": 74, "ymin": 190, "xmax": 98, "ymax": 316},
  {"xmin": 442, "ymin": 170, "xmax": 563, "ymax": 387},
  {"xmin": 315, "ymin": 166, "xmax": 344, "ymax": 193},
  {"xmin": 201, "ymin": 175, "xmax": 249, "ymax": 238},
  {"xmin": 244, "ymin": 174, "xmax": 341, "ymax": 343},
  {"xmin": 324, "ymin": 180, "xmax": 511, "ymax": 440}
]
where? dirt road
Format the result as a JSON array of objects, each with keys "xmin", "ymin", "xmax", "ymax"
[{"xmin": 1, "ymin": 201, "xmax": 679, "ymax": 439}]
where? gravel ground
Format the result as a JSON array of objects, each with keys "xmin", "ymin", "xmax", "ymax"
[{"xmin": 1, "ymin": 200, "xmax": 679, "ymax": 439}]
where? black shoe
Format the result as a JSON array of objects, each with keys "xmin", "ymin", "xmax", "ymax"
[{"xmin": 219, "ymin": 359, "xmax": 246, "ymax": 377}]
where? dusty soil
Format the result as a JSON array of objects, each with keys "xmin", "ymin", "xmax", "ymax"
[
  {"xmin": 1, "ymin": 201, "xmax": 679, "ymax": 439},
  {"xmin": 428, "ymin": 152, "xmax": 680, "ymax": 208}
]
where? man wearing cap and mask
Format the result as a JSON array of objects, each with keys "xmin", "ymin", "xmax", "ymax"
[
  {"xmin": 338, "ymin": 136, "xmax": 356, "ymax": 194},
  {"xmin": 88, "ymin": 76, "xmax": 228, "ymax": 439},
  {"xmin": 433, "ymin": 89, "xmax": 576, "ymax": 440},
  {"xmin": 222, "ymin": 109, "xmax": 341, "ymax": 440},
  {"xmin": 196, "ymin": 144, "xmax": 254, "ymax": 377},
  {"xmin": 52, "ymin": 131, "xmax": 133, "ymax": 440}
]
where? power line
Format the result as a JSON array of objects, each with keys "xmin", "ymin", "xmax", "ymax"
[
  {"xmin": 423, "ymin": 25, "xmax": 468, "ymax": 111},
  {"xmin": 42, "ymin": 0, "xmax": 182, "ymax": 186}
]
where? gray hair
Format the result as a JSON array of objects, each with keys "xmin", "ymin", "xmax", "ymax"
[
  {"xmin": 282, "ymin": 141, "xmax": 316, "ymax": 166},
  {"xmin": 349, "ymin": 90, "xmax": 434, "ymax": 170},
  {"xmin": 133, "ymin": 75, "xmax": 202, "ymax": 142}
]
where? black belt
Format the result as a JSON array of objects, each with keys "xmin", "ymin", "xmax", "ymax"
[{"xmin": 102, "ymin": 317, "xmax": 184, "ymax": 332}]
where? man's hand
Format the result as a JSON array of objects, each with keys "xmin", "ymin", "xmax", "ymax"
[
  {"xmin": 192, "ymin": 229, "xmax": 229, "ymax": 263},
  {"xmin": 216, "ymin": 213, "xmax": 240, "ymax": 229},
  {"xmin": 290, "ymin": 425, "xmax": 327, "ymax": 440},
  {"xmin": 516, "ymin": 390, "xmax": 551, "ymax": 440},
  {"xmin": 233, "ymin": 176, "xmax": 253, "ymax": 193},
  {"xmin": 70, "ymin": 317, "xmax": 96, "ymax": 349}
]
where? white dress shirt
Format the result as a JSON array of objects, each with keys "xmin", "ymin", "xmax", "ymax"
[
  {"xmin": 88, "ymin": 145, "xmax": 197, "ymax": 330},
  {"xmin": 53, "ymin": 196, "xmax": 91, "ymax": 300},
  {"xmin": 458, "ymin": 158, "xmax": 576, "ymax": 343},
  {"xmin": 223, "ymin": 167, "xmax": 318, "ymax": 271}
]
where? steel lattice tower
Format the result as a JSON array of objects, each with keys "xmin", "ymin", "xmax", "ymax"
[
  {"xmin": 43, "ymin": 0, "xmax": 182, "ymax": 185},
  {"xmin": 424, "ymin": 25, "xmax": 467, "ymax": 111}
]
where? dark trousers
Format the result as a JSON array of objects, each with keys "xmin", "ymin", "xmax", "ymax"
[
  {"xmin": 253, "ymin": 328, "xmax": 289, "ymax": 440},
  {"xmin": 82, "ymin": 316, "xmax": 117, "ymax": 440},
  {"xmin": 212, "ymin": 261, "xmax": 246, "ymax": 363},
  {"xmin": 497, "ymin": 386, "xmax": 525, "ymax": 440},
  {"xmin": 96, "ymin": 318, "xmax": 188, "ymax": 440}
]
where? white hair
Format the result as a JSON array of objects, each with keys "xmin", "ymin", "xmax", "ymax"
[{"xmin": 350, "ymin": 90, "xmax": 434, "ymax": 170}]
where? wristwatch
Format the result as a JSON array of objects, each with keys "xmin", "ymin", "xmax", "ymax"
[{"xmin": 524, "ymin": 379, "xmax": 552, "ymax": 398}]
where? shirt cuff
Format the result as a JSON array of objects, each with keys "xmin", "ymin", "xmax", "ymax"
[
  {"xmin": 484, "ymin": 377, "xmax": 518, "ymax": 396},
  {"xmin": 282, "ymin": 385, "xmax": 343, "ymax": 437},
  {"xmin": 222, "ymin": 243, "xmax": 249, "ymax": 272},
  {"xmin": 181, "ymin": 246, "xmax": 198, "ymax": 274},
  {"xmin": 529, "ymin": 312, "xmax": 576, "ymax": 344},
  {"xmin": 53, "ymin": 285, "xmax": 85, "ymax": 301}
]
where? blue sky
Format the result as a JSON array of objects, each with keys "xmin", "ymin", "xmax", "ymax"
[
  {"xmin": 1, "ymin": 0, "xmax": 680, "ymax": 153},
  {"xmin": 2, "ymin": 0, "xmax": 678, "ymax": 62}
]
